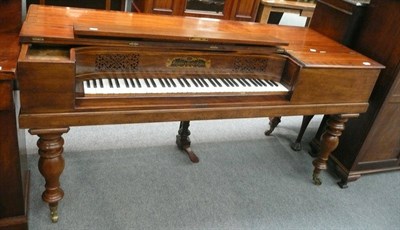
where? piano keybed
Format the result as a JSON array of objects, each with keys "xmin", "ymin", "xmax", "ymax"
[{"xmin": 82, "ymin": 77, "xmax": 289, "ymax": 95}]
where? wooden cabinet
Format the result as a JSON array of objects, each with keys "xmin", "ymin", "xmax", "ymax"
[
  {"xmin": 308, "ymin": 0, "xmax": 369, "ymax": 152},
  {"xmin": 132, "ymin": 0, "xmax": 261, "ymax": 21},
  {"xmin": 309, "ymin": 0, "xmax": 368, "ymax": 47},
  {"xmin": 0, "ymin": 77, "xmax": 28, "ymax": 230},
  {"xmin": 323, "ymin": 0, "xmax": 400, "ymax": 187},
  {"xmin": 27, "ymin": 0, "xmax": 126, "ymax": 11},
  {"xmin": 0, "ymin": 1, "xmax": 29, "ymax": 229}
]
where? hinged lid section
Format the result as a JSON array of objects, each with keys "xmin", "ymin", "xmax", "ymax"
[
  {"xmin": 20, "ymin": 5, "xmax": 287, "ymax": 48},
  {"xmin": 72, "ymin": 14, "xmax": 288, "ymax": 47}
]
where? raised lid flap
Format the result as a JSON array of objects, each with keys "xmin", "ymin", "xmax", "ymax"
[{"xmin": 73, "ymin": 14, "xmax": 288, "ymax": 47}]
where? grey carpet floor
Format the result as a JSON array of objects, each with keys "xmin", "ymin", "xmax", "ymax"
[{"xmin": 25, "ymin": 116, "xmax": 400, "ymax": 229}]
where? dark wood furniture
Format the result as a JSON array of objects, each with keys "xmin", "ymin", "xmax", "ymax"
[
  {"xmin": 307, "ymin": 0, "xmax": 369, "ymax": 154},
  {"xmin": 18, "ymin": 5, "xmax": 382, "ymax": 223},
  {"xmin": 327, "ymin": 0, "xmax": 400, "ymax": 188},
  {"xmin": 132, "ymin": 0, "xmax": 261, "ymax": 21},
  {"xmin": 266, "ymin": 0, "xmax": 370, "ymax": 151},
  {"xmin": 0, "ymin": 1, "xmax": 29, "ymax": 230},
  {"xmin": 27, "ymin": 0, "xmax": 126, "ymax": 11},
  {"xmin": 310, "ymin": 0, "xmax": 369, "ymax": 47}
]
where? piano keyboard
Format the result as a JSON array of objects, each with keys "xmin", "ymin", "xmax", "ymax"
[{"xmin": 83, "ymin": 77, "xmax": 288, "ymax": 95}]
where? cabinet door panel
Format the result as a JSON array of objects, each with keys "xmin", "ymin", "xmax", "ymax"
[
  {"xmin": 182, "ymin": 0, "xmax": 229, "ymax": 19},
  {"xmin": 358, "ymin": 70, "xmax": 400, "ymax": 163},
  {"xmin": 27, "ymin": 0, "xmax": 125, "ymax": 10},
  {"xmin": 151, "ymin": 0, "xmax": 176, "ymax": 14},
  {"xmin": 359, "ymin": 104, "xmax": 400, "ymax": 162},
  {"xmin": 230, "ymin": 0, "xmax": 260, "ymax": 21},
  {"xmin": 134, "ymin": 0, "xmax": 260, "ymax": 21}
]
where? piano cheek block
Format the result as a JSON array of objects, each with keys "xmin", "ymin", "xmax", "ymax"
[{"xmin": 289, "ymin": 68, "xmax": 380, "ymax": 104}]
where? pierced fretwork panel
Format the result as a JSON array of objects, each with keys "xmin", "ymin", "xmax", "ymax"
[
  {"xmin": 233, "ymin": 57, "xmax": 269, "ymax": 73},
  {"xmin": 95, "ymin": 54, "xmax": 140, "ymax": 72}
]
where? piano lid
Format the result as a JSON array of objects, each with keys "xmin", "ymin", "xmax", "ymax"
[
  {"xmin": 71, "ymin": 13, "xmax": 288, "ymax": 47},
  {"xmin": 19, "ymin": 5, "xmax": 287, "ymax": 47}
]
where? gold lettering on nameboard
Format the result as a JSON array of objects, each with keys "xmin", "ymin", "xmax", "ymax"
[
  {"xmin": 32, "ymin": 37, "xmax": 44, "ymax": 42},
  {"xmin": 166, "ymin": 57, "xmax": 211, "ymax": 68},
  {"xmin": 189, "ymin": 37, "xmax": 209, "ymax": 42}
]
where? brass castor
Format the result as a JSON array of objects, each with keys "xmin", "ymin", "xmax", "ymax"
[{"xmin": 50, "ymin": 204, "xmax": 59, "ymax": 223}]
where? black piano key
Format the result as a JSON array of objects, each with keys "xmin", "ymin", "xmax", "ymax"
[
  {"xmin": 237, "ymin": 78, "xmax": 247, "ymax": 87},
  {"xmin": 150, "ymin": 78, "xmax": 157, "ymax": 88},
  {"xmin": 229, "ymin": 78, "xmax": 239, "ymax": 87},
  {"xmin": 249, "ymin": 78, "xmax": 260, "ymax": 87},
  {"xmin": 222, "ymin": 78, "xmax": 233, "ymax": 87},
  {"xmin": 252, "ymin": 79, "xmax": 261, "ymax": 86},
  {"xmin": 177, "ymin": 78, "xmax": 185, "ymax": 87},
  {"xmin": 208, "ymin": 78, "xmax": 217, "ymax": 87},
  {"xmin": 241, "ymin": 78, "xmax": 251, "ymax": 86},
  {"xmin": 270, "ymin": 80, "xmax": 279, "ymax": 87},
  {"xmin": 220, "ymin": 78, "xmax": 230, "ymax": 87},
  {"xmin": 114, "ymin": 78, "xmax": 120, "ymax": 88},
  {"xmin": 228, "ymin": 79, "xmax": 236, "ymax": 87},
  {"xmin": 256, "ymin": 79, "xmax": 264, "ymax": 86},
  {"xmin": 200, "ymin": 78, "xmax": 209, "ymax": 87},
  {"xmin": 217, "ymin": 78, "xmax": 225, "ymax": 86},
  {"xmin": 144, "ymin": 78, "xmax": 151, "ymax": 88},
  {"xmin": 158, "ymin": 78, "xmax": 165, "ymax": 87},
  {"xmin": 256, "ymin": 78, "xmax": 267, "ymax": 87},
  {"xmin": 224, "ymin": 78, "xmax": 233, "ymax": 87},
  {"xmin": 265, "ymin": 80, "xmax": 274, "ymax": 87},
  {"xmin": 183, "ymin": 78, "xmax": 191, "ymax": 87},
  {"xmin": 135, "ymin": 78, "xmax": 141, "ymax": 88},
  {"xmin": 259, "ymin": 79, "xmax": 269, "ymax": 87},
  {"xmin": 227, "ymin": 78, "xmax": 235, "ymax": 87},
  {"xmin": 85, "ymin": 81, "xmax": 91, "ymax": 88},
  {"xmin": 123, "ymin": 78, "xmax": 130, "ymax": 88},
  {"xmin": 164, "ymin": 78, "xmax": 171, "ymax": 87},
  {"xmin": 245, "ymin": 78, "xmax": 254, "ymax": 86},
  {"xmin": 108, "ymin": 78, "xmax": 114, "ymax": 88},
  {"xmin": 91, "ymin": 79, "xmax": 97, "ymax": 88},
  {"xmin": 213, "ymin": 78, "xmax": 223, "ymax": 87},
  {"xmin": 254, "ymin": 79, "xmax": 263, "ymax": 87},
  {"xmin": 195, "ymin": 78, "xmax": 204, "ymax": 87},
  {"xmin": 190, "ymin": 78, "xmax": 198, "ymax": 87},
  {"xmin": 129, "ymin": 78, "xmax": 136, "ymax": 88},
  {"xmin": 225, "ymin": 79, "xmax": 233, "ymax": 87},
  {"xmin": 168, "ymin": 78, "xmax": 177, "ymax": 87},
  {"xmin": 99, "ymin": 79, "xmax": 104, "ymax": 88}
]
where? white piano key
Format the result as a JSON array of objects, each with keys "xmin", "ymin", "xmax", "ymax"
[
  {"xmin": 100, "ymin": 79, "xmax": 112, "ymax": 94},
  {"xmin": 92, "ymin": 79, "xmax": 100, "ymax": 94},
  {"xmin": 117, "ymin": 78, "xmax": 129, "ymax": 94},
  {"xmin": 83, "ymin": 80, "xmax": 94, "ymax": 94}
]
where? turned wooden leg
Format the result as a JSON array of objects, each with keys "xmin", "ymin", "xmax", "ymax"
[
  {"xmin": 29, "ymin": 128, "xmax": 70, "ymax": 223},
  {"xmin": 176, "ymin": 121, "xmax": 199, "ymax": 163},
  {"xmin": 291, "ymin": 115, "xmax": 314, "ymax": 151},
  {"xmin": 308, "ymin": 115, "xmax": 329, "ymax": 157},
  {"xmin": 265, "ymin": 117, "xmax": 281, "ymax": 136},
  {"xmin": 312, "ymin": 114, "xmax": 357, "ymax": 185}
]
